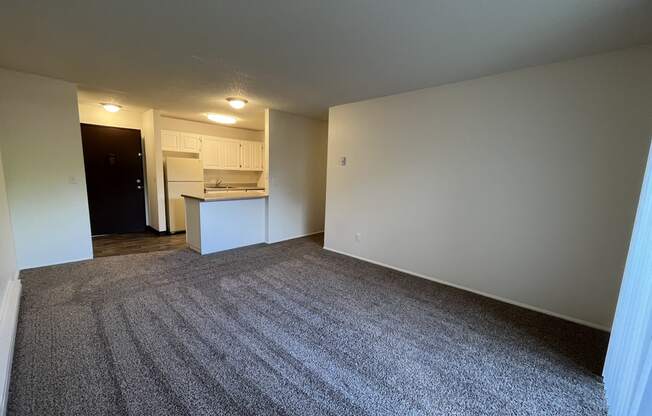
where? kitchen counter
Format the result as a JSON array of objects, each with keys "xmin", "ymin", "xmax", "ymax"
[
  {"xmin": 182, "ymin": 192, "xmax": 267, "ymax": 254},
  {"xmin": 182, "ymin": 191, "xmax": 267, "ymax": 202},
  {"xmin": 204, "ymin": 186, "xmax": 266, "ymax": 192}
]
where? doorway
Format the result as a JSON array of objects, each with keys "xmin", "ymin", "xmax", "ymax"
[{"xmin": 80, "ymin": 123, "xmax": 146, "ymax": 235}]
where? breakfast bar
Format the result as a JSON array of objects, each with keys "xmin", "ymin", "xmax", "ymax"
[{"xmin": 182, "ymin": 191, "xmax": 267, "ymax": 254}]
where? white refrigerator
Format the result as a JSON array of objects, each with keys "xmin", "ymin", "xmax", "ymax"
[{"xmin": 165, "ymin": 157, "xmax": 204, "ymax": 233}]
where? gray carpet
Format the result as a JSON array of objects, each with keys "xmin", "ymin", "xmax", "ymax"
[{"xmin": 8, "ymin": 234, "xmax": 609, "ymax": 415}]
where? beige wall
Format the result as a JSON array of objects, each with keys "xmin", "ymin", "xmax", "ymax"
[
  {"xmin": 267, "ymin": 109, "xmax": 328, "ymax": 243},
  {"xmin": 0, "ymin": 68, "xmax": 92, "ymax": 268},
  {"xmin": 325, "ymin": 46, "xmax": 652, "ymax": 330},
  {"xmin": 78, "ymin": 102, "xmax": 143, "ymax": 130}
]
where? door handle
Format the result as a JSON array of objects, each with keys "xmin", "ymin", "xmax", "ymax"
[{"xmin": 137, "ymin": 186, "xmax": 143, "ymax": 190}]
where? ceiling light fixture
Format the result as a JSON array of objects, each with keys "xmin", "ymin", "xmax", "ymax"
[
  {"xmin": 207, "ymin": 113, "xmax": 237, "ymax": 124},
  {"xmin": 101, "ymin": 103, "xmax": 122, "ymax": 113},
  {"xmin": 226, "ymin": 97, "xmax": 248, "ymax": 110}
]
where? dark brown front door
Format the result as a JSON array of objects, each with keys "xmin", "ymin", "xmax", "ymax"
[{"xmin": 80, "ymin": 123, "xmax": 146, "ymax": 235}]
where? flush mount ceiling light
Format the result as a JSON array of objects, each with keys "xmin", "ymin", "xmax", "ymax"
[
  {"xmin": 206, "ymin": 113, "xmax": 237, "ymax": 124},
  {"xmin": 226, "ymin": 97, "xmax": 248, "ymax": 109},
  {"xmin": 101, "ymin": 103, "xmax": 122, "ymax": 113}
]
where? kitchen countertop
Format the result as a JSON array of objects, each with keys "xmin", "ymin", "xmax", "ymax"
[
  {"xmin": 182, "ymin": 191, "xmax": 268, "ymax": 202},
  {"xmin": 204, "ymin": 184, "xmax": 266, "ymax": 192}
]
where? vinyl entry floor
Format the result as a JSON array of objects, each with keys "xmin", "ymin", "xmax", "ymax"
[{"xmin": 92, "ymin": 231, "xmax": 187, "ymax": 257}]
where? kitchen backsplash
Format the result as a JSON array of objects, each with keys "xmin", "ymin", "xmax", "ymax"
[{"xmin": 204, "ymin": 170, "xmax": 261, "ymax": 185}]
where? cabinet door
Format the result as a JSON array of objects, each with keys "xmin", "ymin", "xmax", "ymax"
[
  {"xmin": 241, "ymin": 141, "xmax": 263, "ymax": 170},
  {"xmin": 201, "ymin": 138, "xmax": 219, "ymax": 169},
  {"xmin": 216, "ymin": 139, "xmax": 241, "ymax": 169},
  {"xmin": 240, "ymin": 141, "xmax": 254, "ymax": 170},
  {"xmin": 179, "ymin": 133, "xmax": 202, "ymax": 153},
  {"xmin": 255, "ymin": 143, "xmax": 264, "ymax": 170},
  {"xmin": 161, "ymin": 130, "xmax": 179, "ymax": 151}
]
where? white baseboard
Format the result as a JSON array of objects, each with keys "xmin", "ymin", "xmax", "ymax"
[
  {"xmin": 0, "ymin": 276, "xmax": 21, "ymax": 416},
  {"xmin": 323, "ymin": 246, "xmax": 610, "ymax": 332},
  {"xmin": 267, "ymin": 230, "xmax": 324, "ymax": 244}
]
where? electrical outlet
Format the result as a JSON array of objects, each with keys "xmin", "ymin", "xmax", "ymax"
[{"xmin": 355, "ymin": 232, "xmax": 361, "ymax": 242}]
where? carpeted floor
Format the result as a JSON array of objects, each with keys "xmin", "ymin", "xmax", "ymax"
[{"xmin": 8, "ymin": 234, "xmax": 609, "ymax": 415}]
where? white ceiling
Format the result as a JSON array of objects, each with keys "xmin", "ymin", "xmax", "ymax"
[{"xmin": 1, "ymin": 1, "xmax": 651, "ymax": 130}]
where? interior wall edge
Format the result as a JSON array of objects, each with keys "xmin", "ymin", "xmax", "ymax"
[
  {"xmin": 266, "ymin": 109, "xmax": 328, "ymax": 243},
  {"xmin": 0, "ymin": 277, "xmax": 21, "ymax": 416},
  {"xmin": 602, "ymin": 139, "xmax": 652, "ymax": 416},
  {"xmin": 0, "ymin": 68, "xmax": 94, "ymax": 269}
]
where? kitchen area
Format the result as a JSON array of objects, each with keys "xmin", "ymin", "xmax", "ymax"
[
  {"xmin": 162, "ymin": 123, "xmax": 269, "ymax": 254},
  {"xmin": 78, "ymin": 95, "xmax": 326, "ymax": 258},
  {"xmin": 164, "ymin": 131, "xmax": 267, "ymax": 227}
]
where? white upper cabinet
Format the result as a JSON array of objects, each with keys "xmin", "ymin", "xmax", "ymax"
[
  {"xmin": 161, "ymin": 130, "xmax": 201, "ymax": 153},
  {"xmin": 201, "ymin": 136, "xmax": 264, "ymax": 171},
  {"xmin": 241, "ymin": 141, "xmax": 264, "ymax": 170},
  {"xmin": 202, "ymin": 137, "xmax": 219, "ymax": 169},
  {"xmin": 179, "ymin": 132, "xmax": 202, "ymax": 153},
  {"xmin": 161, "ymin": 130, "xmax": 180, "ymax": 151},
  {"xmin": 217, "ymin": 139, "xmax": 241, "ymax": 169},
  {"xmin": 254, "ymin": 143, "xmax": 264, "ymax": 170}
]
